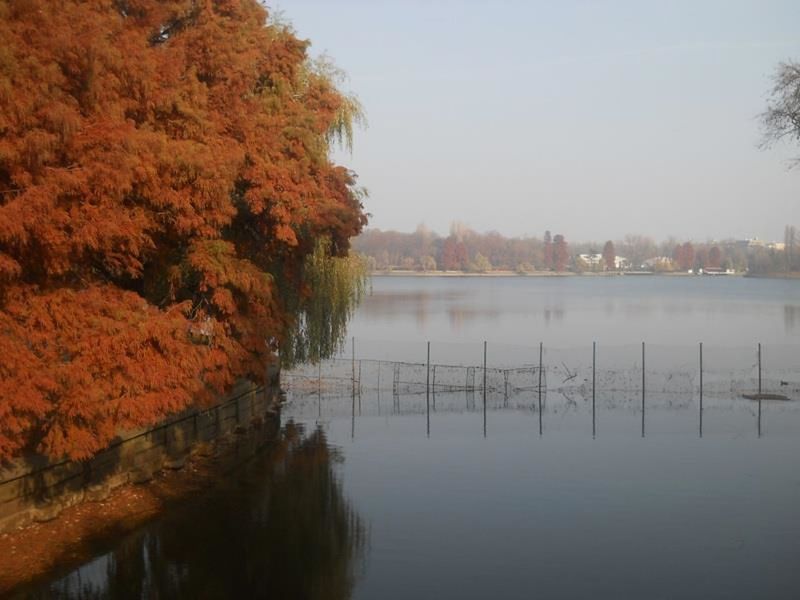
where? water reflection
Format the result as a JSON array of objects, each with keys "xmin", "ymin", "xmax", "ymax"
[
  {"xmin": 292, "ymin": 388, "xmax": 799, "ymax": 443},
  {"xmin": 447, "ymin": 307, "xmax": 502, "ymax": 332},
  {"xmin": 785, "ymin": 304, "xmax": 800, "ymax": 331},
  {"xmin": 31, "ymin": 425, "xmax": 366, "ymax": 600},
  {"xmin": 358, "ymin": 289, "xmax": 463, "ymax": 318},
  {"xmin": 542, "ymin": 307, "xmax": 564, "ymax": 325},
  {"xmin": 349, "ymin": 276, "xmax": 800, "ymax": 345}
]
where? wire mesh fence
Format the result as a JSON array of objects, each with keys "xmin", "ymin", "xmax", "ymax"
[
  {"xmin": 283, "ymin": 339, "xmax": 800, "ymax": 402},
  {"xmin": 285, "ymin": 358, "xmax": 543, "ymax": 397}
]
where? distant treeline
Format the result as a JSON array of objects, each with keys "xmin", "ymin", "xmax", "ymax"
[{"xmin": 353, "ymin": 224, "xmax": 800, "ymax": 274}]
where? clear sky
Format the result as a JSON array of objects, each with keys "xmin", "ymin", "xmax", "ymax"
[{"xmin": 274, "ymin": 0, "xmax": 800, "ymax": 242}]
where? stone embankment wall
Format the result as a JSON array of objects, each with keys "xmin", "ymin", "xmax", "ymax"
[{"xmin": 0, "ymin": 380, "xmax": 280, "ymax": 533}]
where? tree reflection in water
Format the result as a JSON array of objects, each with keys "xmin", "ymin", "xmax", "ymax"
[{"xmin": 36, "ymin": 424, "xmax": 366, "ymax": 600}]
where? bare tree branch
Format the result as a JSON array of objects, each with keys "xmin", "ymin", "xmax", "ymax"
[{"xmin": 760, "ymin": 61, "xmax": 800, "ymax": 164}]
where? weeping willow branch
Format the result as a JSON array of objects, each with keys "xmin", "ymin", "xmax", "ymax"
[
  {"xmin": 297, "ymin": 54, "xmax": 366, "ymax": 155},
  {"xmin": 327, "ymin": 93, "xmax": 366, "ymax": 155},
  {"xmin": 281, "ymin": 238, "xmax": 369, "ymax": 367}
]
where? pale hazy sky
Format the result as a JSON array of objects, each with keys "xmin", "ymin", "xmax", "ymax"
[{"xmin": 276, "ymin": 0, "xmax": 800, "ymax": 242}]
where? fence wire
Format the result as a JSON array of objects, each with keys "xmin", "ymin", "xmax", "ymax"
[
  {"xmin": 286, "ymin": 358, "xmax": 544, "ymax": 397},
  {"xmin": 283, "ymin": 340, "xmax": 800, "ymax": 401}
]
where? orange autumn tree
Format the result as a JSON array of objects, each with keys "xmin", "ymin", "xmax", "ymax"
[{"xmin": 0, "ymin": 0, "xmax": 367, "ymax": 462}]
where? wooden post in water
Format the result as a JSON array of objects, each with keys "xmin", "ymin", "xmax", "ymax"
[
  {"xmin": 592, "ymin": 342, "xmax": 597, "ymax": 438},
  {"xmin": 699, "ymin": 342, "xmax": 703, "ymax": 438},
  {"xmin": 758, "ymin": 341, "xmax": 763, "ymax": 436},
  {"xmin": 641, "ymin": 341, "xmax": 646, "ymax": 438}
]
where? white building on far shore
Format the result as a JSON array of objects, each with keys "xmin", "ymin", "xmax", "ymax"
[
  {"xmin": 735, "ymin": 238, "xmax": 786, "ymax": 251},
  {"xmin": 577, "ymin": 254, "xmax": 630, "ymax": 270}
]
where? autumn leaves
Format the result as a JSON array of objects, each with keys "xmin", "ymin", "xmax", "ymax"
[{"xmin": 0, "ymin": 1, "xmax": 366, "ymax": 460}]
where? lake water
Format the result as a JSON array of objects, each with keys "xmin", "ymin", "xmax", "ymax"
[
  {"xmin": 348, "ymin": 274, "xmax": 800, "ymax": 355},
  {"xmin": 25, "ymin": 276, "xmax": 800, "ymax": 599}
]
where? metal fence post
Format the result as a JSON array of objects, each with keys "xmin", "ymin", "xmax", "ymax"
[
  {"xmin": 426, "ymin": 344, "xmax": 430, "ymax": 437},
  {"xmin": 758, "ymin": 342, "xmax": 762, "ymax": 395},
  {"xmin": 426, "ymin": 341, "xmax": 431, "ymax": 412},
  {"xmin": 483, "ymin": 341, "xmax": 488, "ymax": 438},
  {"xmin": 641, "ymin": 341, "xmax": 646, "ymax": 438},
  {"xmin": 758, "ymin": 342, "xmax": 762, "ymax": 437},
  {"xmin": 699, "ymin": 342, "xmax": 703, "ymax": 438},
  {"xmin": 483, "ymin": 341, "xmax": 487, "ymax": 406},
  {"xmin": 432, "ymin": 365, "xmax": 437, "ymax": 411},
  {"xmin": 351, "ymin": 337, "xmax": 356, "ymax": 423},
  {"xmin": 592, "ymin": 342, "xmax": 597, "ymax": 437},
  {"xmin": 351, "ymin": 337, "xmax": 356, "ymax": 397},
  {"xmin": 538, "ymin": 342, "xmax": 543, "ymax": 436}
]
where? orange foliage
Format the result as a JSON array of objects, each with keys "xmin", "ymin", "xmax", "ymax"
[{"xmin": 0, "ymin": 1, "xmax": 366, "ymax": 461}]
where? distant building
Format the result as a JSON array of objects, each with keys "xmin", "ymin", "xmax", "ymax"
[
  {"xmin": 578, "ymin": 253, "xmax": 603, "ymax": 267},
  {"xmin": 642, "ymin": 256, "xmax": 675, "ymax": 271},
  {"xmin": 735, "ymin": 238, "xmax": 785, "ymax": 251},
  {"xmin": 614, "ymin": 256, "xmax": 631, "ymax": 270},
  {"xmin": 735, "ymin": 238, "xmax": 764, "ymax": 248},
  {"xmin": 701, "ymin": 267, "xmax": 736, "ymax": 275},
  {"xmin": 577, "ymin": 254, "xmax": 629, "ymax": 270}
]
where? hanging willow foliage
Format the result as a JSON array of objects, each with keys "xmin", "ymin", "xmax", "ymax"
[
  {"xmin": 298, "ymin": 55, "xmax": 366, "ymax": 155},
  {"xmin": 281, "ymin": 238, "xmax": 369, "ymax": 367}
]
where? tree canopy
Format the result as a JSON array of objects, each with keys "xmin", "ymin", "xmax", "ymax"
[
  {"xmin": 0, "ymin": 0, "xmax": 367, "ymax": 461},
  {"xmin": 552, "ymin": 234, "xmax": 569, "ymax": 272},
  {"xmin": 602, "ymin": 240, "xmax": 615, "ymax": 271}
]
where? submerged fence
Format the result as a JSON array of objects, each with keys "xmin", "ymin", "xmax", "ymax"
[
  {"xmin": 287, "ymin": 357, "xmax": 543, "ymax": 397},
  {"xmin": 283, "ymin": 339, "xmax": 800, "ymax": 401},
  {"xmin": 283, "ymin": 339, "xmax": 800, "ymax": 438}
]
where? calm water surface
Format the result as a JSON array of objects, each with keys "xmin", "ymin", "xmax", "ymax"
[
  {"xmin": 26, "ymin": 277, "xmax": 800, "ymax": 599},
  {"xmin": 352, "ymin": 274, "xmax": 800, "ymax": 346}
]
